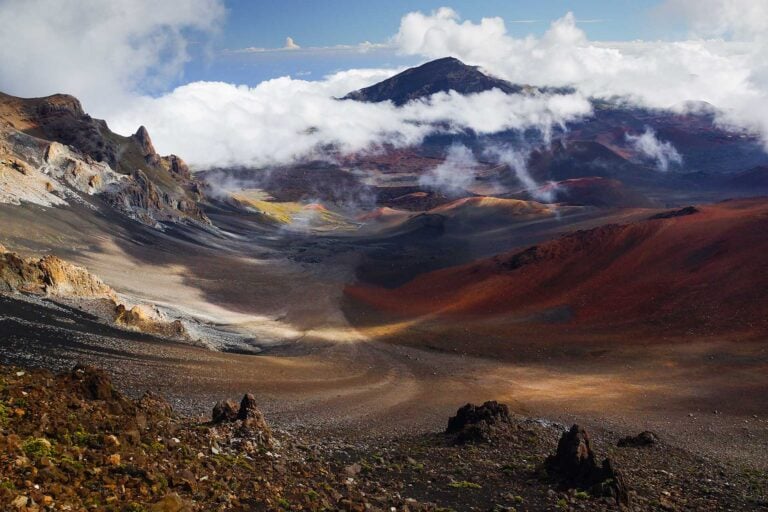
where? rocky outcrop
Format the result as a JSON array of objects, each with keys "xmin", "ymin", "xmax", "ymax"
[
  {"xmin": 445, "ymin": 401, "xmax": 513, "ymax": 444},
  {"xmin": 0, "ymin": 245, "xmax": 188, "ymax": 340},
  {"xmin": 618, "ymin": 431, "xmax": 659, "ymax": 448},
  {"xmin": 212, "ymin": 400, "xmax": 240, "ymax": 424},
  {"xmin": 649, "ymin": 206, "xmax": 699, "ymax": 220},
  {"xmin": 107, "ymin": 169, "xmax": 207, "ymax": 227},
  {"xmin": 132, "ymin": 125, "xmax": 157, "ymax": 158},
  {"xmin": 0, "ymin": 248, "xmax": 116, "ymax": 300},
  {"xmin": 211, "ymin": 393, "xmax": 273, "ymax": 447},
  {"xmin": 545, "ymin": 425, "xmax": 630, "ymax": 507},
  {"xmin": 115, "ymin": 304, "xmax": 188, "ymax": 340},
  {"xmin": 212, "ymin": 394, "xmax": 269, "ymax": 427},
  {"xmin": 62, "ymin": 365, "xmax": 119, "ymax": 401},
  {"xmin": 0, "ymin": 92, "xmax": 209, "ymax": 227}
]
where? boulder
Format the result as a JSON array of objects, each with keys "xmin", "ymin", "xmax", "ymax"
[
  {"xmin": 545, "ymin": 425, "xmax": 629, "ymax": 507},
  {"xmin": 445, "ymin": 400, "xmax": 512, "ymax": 444},
  {"xmin": 65, "ymin": 365, "xmax": 115, "ymax": 401},
  {"xmin": 211, "ymin": 400, "xmax": 239, "ymax": 424}
]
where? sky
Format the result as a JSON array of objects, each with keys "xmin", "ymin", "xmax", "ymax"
[
  {"xmin": 185, "ymin": 0, "xmax": 672, "ymax": 86},
  {"xmin": 0, "ymin": 0, "xmax": 767, "ymax": 170}
]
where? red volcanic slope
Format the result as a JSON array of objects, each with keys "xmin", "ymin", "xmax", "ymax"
[{"xmin": 346, "ymin": 199, "xmax": 768, "ymax": 334}]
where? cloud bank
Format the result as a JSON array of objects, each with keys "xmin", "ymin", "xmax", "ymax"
[
  {"xmin": 109, "ymin": 75, "xmax": 590, "ymax": 169},
  {"xmin": 0, "ymin": 0, "xmax": 226, "ymax": 114}
]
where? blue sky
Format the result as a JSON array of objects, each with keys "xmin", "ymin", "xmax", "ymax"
[{"xmin": 183, "ymin": 0, "xmax": 678, "ymax": 86}]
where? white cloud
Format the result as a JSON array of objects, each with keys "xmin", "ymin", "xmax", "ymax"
[
  {"xmin": 224, "ymin": 41, "xmax": 393, "ymax": 55},
  {"xmin": 110, "ymin": 74, "xmax": 591, "ymax": 169},
  {"xmin": 626, "ymin": 128, "xmax": 683, "ymax": 172},
  {"xmin": 0, "ymin": 0, "xmax": 226, "ymax": 116},
  {"xmin": 393, "ymin": 6, "xmax": 768, "ymax": 149},
  {"xmin": 284, "ymin": 37, "xmax": 300, "ymax": 50},
  {"xmin": 659, "ymin": 0, "xmax": 768, "ymax": 40},
  {"xmin": 419, "ymin": 144, "xmax": 478, "ymax": 195},
  {"xmin": 483, "ymin": 146, "xmax": 558, "ymax": 202}
]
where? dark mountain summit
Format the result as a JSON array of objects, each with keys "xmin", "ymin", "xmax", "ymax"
[{"xmin": 343, "ymin": 57, "xmax": 527, "ymax": 106}]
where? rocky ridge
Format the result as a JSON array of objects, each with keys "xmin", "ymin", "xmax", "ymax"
[{"xmin": 0, "ymin": 92, "xmax": 208, "ymax": 228}]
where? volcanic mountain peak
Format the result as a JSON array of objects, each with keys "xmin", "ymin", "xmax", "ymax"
[{"xmin": 343, "ymin": 56, "xmax": 527, "ymax": 106}]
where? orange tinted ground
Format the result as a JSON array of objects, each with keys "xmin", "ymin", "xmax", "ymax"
[{"xmin": 346, "ymin": 198, "xmax": 768, "ymax": 338}]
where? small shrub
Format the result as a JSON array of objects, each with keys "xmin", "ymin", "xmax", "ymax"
[{"xmin": 22, "ymin": 437, "xmax": 52, "ymax": 459}]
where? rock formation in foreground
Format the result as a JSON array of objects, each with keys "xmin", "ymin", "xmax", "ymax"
[
  {"xmin": 0, "ymin": 371, "xmax": 762, "ymax": 511},
  {"xmin": 445, "ymin": 400, "xmax": 513, "ymax": 444},
  {"xmin": 545, "ymin": 425, "xmax": 630, "ymax": 507}
]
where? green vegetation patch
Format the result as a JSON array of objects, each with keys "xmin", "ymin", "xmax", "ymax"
[{"xmin": 22, "ymin": 437, "xmax": 53, "ymax": 459}]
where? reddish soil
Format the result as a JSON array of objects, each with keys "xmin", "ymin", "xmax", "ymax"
[{"xmin": 346, "ymin": 198, "xmax": 768, "ymax": 338}]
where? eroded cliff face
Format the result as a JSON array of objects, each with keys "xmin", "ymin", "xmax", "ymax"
[
  {"xmin": 0, "ymin": 247, "xmax": 115, "ymax": 300},
  {"xmin": 0, "ymin": 245, "xmax": 189, "ymax": 341},
  {"xmin": 0, "ymin": 92, "xmax": 209, "ymax": 228}
]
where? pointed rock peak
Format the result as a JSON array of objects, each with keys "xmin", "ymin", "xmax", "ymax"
[{"xmin": 133, "ymin": 125, "xmax": 156, "ymax": 156}]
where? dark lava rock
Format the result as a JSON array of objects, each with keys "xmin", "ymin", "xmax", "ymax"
[
  {"xmin": 212, "ymin": 399, "xmax": 239, "ymax": 424},
  {"xmin": 65, "ymin": 365, "xmax": 116, "ymax": 400},
  {"xmin": 237, "ymin": 394, "xmax": 272, "ymax": 443},
  {"xmin": 212, "ymin": 394, "xmax": 272, "ymax": 442},
  {"xmin": 649, "ymin": 206, "xmax": 699, "ymax": 220},
  {"xmin": 237, "ymin": 393, "xmax": 262, "ymax": 422},
  {"xmin": 546, "ymin": 425, "xmax": 630, "ymax": 507},
  {"xmin": 618, "ymin": 431, "xmax": 659, "ymax": 448},
  {"xmin": 445, "ymin": 400, "xmax": 512, "ymax": 444}
]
